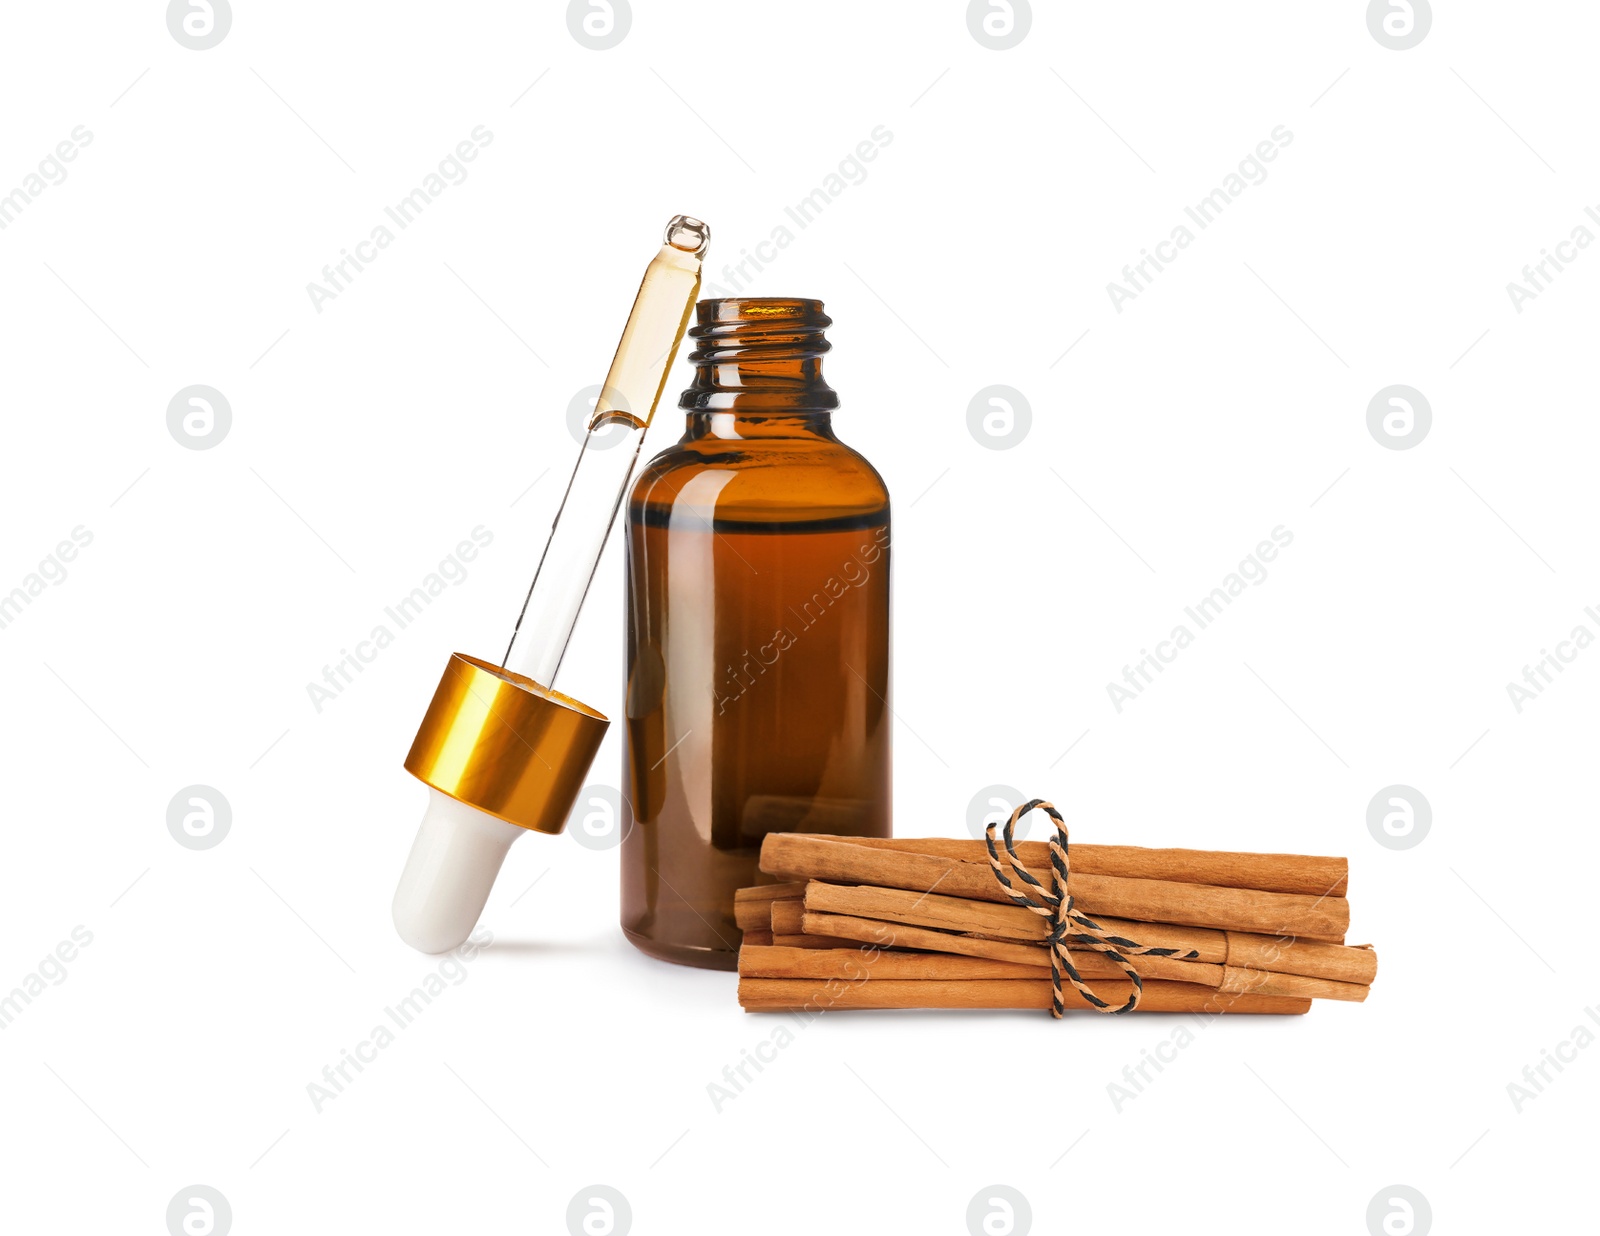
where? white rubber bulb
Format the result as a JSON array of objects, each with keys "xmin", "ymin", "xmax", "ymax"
[{"xmin": 392, "ymin": 789, "xmax": 526, "ymax": 954}]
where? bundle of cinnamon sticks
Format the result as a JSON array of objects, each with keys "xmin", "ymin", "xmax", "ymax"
[{"xmin": 735, "ymin": 832, "xmax": 1376, "ymax": 1015}]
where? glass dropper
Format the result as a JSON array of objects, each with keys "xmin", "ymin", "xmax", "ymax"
[
  {"xmin": 391, "ymin": 215, "xmax": 708, "ymax": 955},
  {"xmin": 502, "ymin": 215, "xmax": 709, "ymax": 690}
]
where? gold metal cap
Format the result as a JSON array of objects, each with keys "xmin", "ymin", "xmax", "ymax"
[{"xmin": 404, "ymin": 653, "xmax": 609, "ymax": 835}]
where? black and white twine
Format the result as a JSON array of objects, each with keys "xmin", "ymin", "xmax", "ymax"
[{"xmin": 983, "ymin": 799, "xmax": 1199, "ymax": 1017}]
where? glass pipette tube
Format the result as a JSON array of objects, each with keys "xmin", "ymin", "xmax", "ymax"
[{"xmin": 502, "ymin": 215, "xmax": 708, "ymax": 689}]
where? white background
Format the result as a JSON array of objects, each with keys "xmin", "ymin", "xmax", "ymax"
[{"xmin": 2, "ymin": 2, "xmax": 1595, "ymax": 1232}]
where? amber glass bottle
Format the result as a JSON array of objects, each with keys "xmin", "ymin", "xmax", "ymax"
[{"xmin": 620, "ymin": 298, "xmax": 892, "ymax": 969}]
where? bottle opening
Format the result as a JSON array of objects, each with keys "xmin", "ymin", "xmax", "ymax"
[
  {"xmin": 681, "ymin": 298, "xmax": 838, "ymax": 412},
  {"xmin": 686, "ymin": 298, "xmax": 832, "ymax": 362},
  {"xmin": 694, "ymin": 297, "xmax": 830, "ymax": 328}
]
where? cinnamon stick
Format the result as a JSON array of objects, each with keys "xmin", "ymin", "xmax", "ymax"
[
  {"xmin": 791, "ymin": 833, "xmax": 1347, "ymax": 897},
  {"xmin": 768, "ymin": 899, "xmax": 806, "ymax": 935},
  {"xmin": 1213, "ymin": 967, "xmax": 1369, "ymax": 1002},
  {"xmin": 737, "ymin": 977, "xmax": 1312, "ymax": 1015},
  {"xmin": 797, "ymin": 909, "xmax": 1368, "ymax": 1001},
  {"xmin": 800, "ymin": 909, "xmax": 1224, "ymax": 985},
  {"xmin": 761, "ymin": 834, "xmax": 1348, "ymax": 939},
  {"xmin": 800, "ymin": 907, "xmax": 1049, "ymax": 968},
  {"xmin": 792, "ymin": 880, "xmax": 1372, "ymax": 985},
  {"xmin": 802, "ymin": 882, "xmax": 1374, "ymax": 984},
  {"xmin": 733, "ymin": 883, "xmax": 807, "ymax": 931},
  {"xmin": 771, "ymin": 932, "xmax": 870, "ymax": 949},
  {"xmin": 734, "ymin": 882, "xmax": 807, "ymax": 905},
  {"xmin": 1092, "ymin": 916, "xmax": 1377, "ymax": 985},
  {"xmin": 805, "ymin": 879, "xmax": 1049, "ymax": 939},
  {"xmin": 739, "ymin": 945, "xmax": 1047, "ymax": 981},
  {"xmin": 772, "ymin": 898, "xmax": 915, "ymax": 948},
  {"xmin": 735, "ymin": 902, "xmax": 774, "ymax": 932}
]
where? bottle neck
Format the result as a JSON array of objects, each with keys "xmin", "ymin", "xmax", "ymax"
[{"xmin": 679, "ymin": 299, "xmax": 838, "ymax": 436}]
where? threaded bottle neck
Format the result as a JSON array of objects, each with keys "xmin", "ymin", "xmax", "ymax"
[{"xmin": 678, "ymin": 298, "xmax": 838, "ymax": 415}]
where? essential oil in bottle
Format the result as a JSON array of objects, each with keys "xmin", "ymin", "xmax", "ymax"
[{"xmin": 621, "ymin": 298, "xmax": 892, "ymax": 969}]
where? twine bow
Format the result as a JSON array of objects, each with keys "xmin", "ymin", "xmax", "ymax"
[{"xmin": 983, "ymin": 799, "xmax": 1199, "ymax": 1017}]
